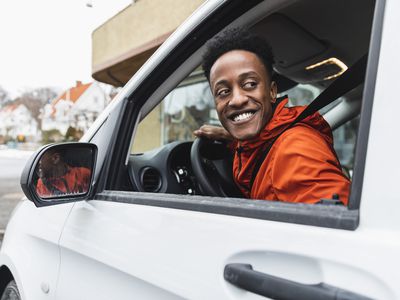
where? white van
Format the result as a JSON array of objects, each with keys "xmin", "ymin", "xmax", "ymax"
[{"xmin": 1, "ymin": 0, "xmax": 398, "ymax": 299}]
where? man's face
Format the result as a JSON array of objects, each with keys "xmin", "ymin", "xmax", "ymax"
[
  {"xmin": 210, "ymin": 50, "xmax": 277, "ymax": 141},
  {"xmin": 38, "ymin": 152, "xmax": 60, "ymax": 178}
]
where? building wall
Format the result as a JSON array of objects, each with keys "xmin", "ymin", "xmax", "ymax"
[
  {"xmin": 132, "ymin": 105, "xmax": 162, "ymax": 153},
  {"xmin": 92, "ymin": 0, "xmax": 204, "ymax": 84}
]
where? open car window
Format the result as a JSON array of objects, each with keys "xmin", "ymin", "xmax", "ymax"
[
  {"xmin": 132, "ymin": 71, "xmax": 359, "ymax": 178},
  {"xmin": 104, "ymin": 0, "xmax": 381, "ymax": 229}
]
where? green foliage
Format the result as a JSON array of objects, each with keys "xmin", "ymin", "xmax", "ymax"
[
  {"xmin": 65, "ymin": 126, "xmax": 84, "ymax": 141},
  {"xmin": 41, "ymin": 129, "xmax": 63, "ymax": 144}
]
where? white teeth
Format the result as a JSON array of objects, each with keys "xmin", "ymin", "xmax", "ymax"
[{"xmin": 233, "ymin": 112, "xmax": 254, "ymax": 122}]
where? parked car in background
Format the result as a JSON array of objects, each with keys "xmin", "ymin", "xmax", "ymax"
[{"xmin": 1, "ymin": 0, "xmax": 398, "ymax": 299}]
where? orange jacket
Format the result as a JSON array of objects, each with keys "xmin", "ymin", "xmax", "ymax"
[
  {"xmin": 36, "ymin": 166, "xmax": 91, "ymax": 197},
  {"xmin": 231, "ymin": 98, "xmax": 349, "ymax": 205}
]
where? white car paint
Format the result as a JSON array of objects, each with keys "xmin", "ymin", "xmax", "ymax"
[
  {"xmin": 0, "ymin": 200, "xmax": 75, "ymax": 299},
  {"xmin": 55, "ymin": 199, "xmax": 395, "ymax": 299}
]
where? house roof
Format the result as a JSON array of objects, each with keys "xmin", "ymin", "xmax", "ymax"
[
  {"xmin": 49, "ymin": 81, "xmax": 92, "ymax": 117},
  {"xmin": 0, "ymin": 103, "xmax": 22, "ymax": 113},
  {"xmin": 52, "ymin": 81, "xmax": 92, "ymax": 106}
]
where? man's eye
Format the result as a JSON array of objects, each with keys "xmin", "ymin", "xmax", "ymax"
[
  {"xmin": 217, "ymin": 89, "xmax": 230, "ymax": 97},
  {"xmin": 243, "ymin": 81, "xmax": 257, "ymax": 89}
]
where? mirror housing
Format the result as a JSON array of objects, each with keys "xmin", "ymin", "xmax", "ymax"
[{"xmin": 20, "ymin": 142, "xmax": 98, "ymax": 207}]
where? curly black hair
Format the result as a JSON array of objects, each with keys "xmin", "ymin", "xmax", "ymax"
[{"xmin": 202, "ymin": 28, "xmax": 274, "ymax": 81}]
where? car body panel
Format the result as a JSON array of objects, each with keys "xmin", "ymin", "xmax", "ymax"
[
  {"xmin": 55, "ymin": 198, "xmax": 395, "ymax": 299},
  {"xmin": 359, "ymin": 0, "xmax": 400, "ymax": 230},
  {"xmin": 0, "ymin": 200, "xmax": 74, "ymax": 300}
]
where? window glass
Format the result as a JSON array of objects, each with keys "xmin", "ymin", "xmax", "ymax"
[
  {"xmin": 163, "ymin": 79, "xmax": 216, "ymax": 144},
  {"xmin": 280, "ymin": 83, "xmax": 321, "ymax": 107},
  {"xmin": 280, "ymin": 83, "xmax": 338, "ymax": 112},
  {"xmin": 333, "ymin": 117, "xmax": 359, "ymax": 177},
  {"xmin": 132, "ymin": 71, "xmax": 218, "ymax": 153},
  {"xmin": 132, "ymin": 105, "xmax": 162, "ymax": 153}
]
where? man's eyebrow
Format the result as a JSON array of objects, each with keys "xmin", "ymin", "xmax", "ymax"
[
  {"xmin": 238, "ymin": 71, "xmax": 259, "ymax": 80},
  {"xmin": 212, "ymin": 79, "xmax": 229, "ymax": 90}
]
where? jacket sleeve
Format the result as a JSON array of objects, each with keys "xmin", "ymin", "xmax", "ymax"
[
  {"xmin": 270, "ymin": 126, "xmax": 350, "ymax": 205},
  {"xmin": 36, "ymin": 179, "xmax": 50, "ymax": 197}
]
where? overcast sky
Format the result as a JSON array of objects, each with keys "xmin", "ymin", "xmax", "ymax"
[{"xmin": 0, "ymin": 0, "xmax": 131, "ymax": 97}]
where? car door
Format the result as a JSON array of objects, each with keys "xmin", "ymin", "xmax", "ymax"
[
  {"xmin": 0, "ymin": 201, "xmax": 74, "ymax": 300},
  {"xmin": 55, "ymin": 0, "xmax": 400, "ymax": 299}
]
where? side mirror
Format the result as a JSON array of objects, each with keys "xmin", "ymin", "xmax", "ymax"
[{"xmin": 20, "ymin": 143, "xmax": 98, "ymax": 207}]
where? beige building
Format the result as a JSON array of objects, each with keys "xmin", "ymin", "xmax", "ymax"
[
  {"xmin": 92, "ymin": 0, "xmax": 204, "ymax": 86},
  {"xmin": 92, "ymin": 0, "xmax": 205, "ymax": 152}
]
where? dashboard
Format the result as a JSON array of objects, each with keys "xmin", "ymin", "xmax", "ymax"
[{"xmin": 128, "ymin": 142, "xmax": 199, "ymax": 195}]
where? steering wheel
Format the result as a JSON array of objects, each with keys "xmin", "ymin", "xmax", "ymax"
[{"xmin": 190, "ymin": 137, "xmax": 242, "ymax": 197}]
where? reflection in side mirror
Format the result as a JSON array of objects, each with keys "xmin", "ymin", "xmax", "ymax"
[
  {"xmin": 35, "ymin": 147, "xmax": 93, "ymax": 198},
  {"xmin": 21, "ymin": 142, "xmax": 97, "ymax": 207}
]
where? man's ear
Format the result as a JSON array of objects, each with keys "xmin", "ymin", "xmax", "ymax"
[{"xmin": 270, "ymin": 81, "xmax": 278, "ymax": 103}]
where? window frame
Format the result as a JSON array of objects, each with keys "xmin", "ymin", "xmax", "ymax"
[
  {"xmin": 348, "ymin": 0, "xmax": 386, "ymax": 210},
  {"xmin": 100, "ymin": 0, "xmax": 385, "ymax": 230}
]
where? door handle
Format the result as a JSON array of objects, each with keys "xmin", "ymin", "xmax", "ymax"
[{"xmin": 224, "ymin": 263, "xmax": 371, "ymax": 300}]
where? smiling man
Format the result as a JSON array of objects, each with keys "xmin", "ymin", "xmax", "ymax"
[{"xmin": 194, "ymin": 28, "xmax": 350, "ymax": 205}]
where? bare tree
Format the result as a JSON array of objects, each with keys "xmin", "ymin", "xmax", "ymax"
[
  {"xmin": 0, "ymin": 86, "xmax": 10, "ymax": 106},
  {"xmin": 13, "ymin": 87, "xmax": 59, "ymax": 129}
]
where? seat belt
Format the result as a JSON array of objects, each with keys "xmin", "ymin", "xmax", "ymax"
[{"xmin": 249, "ymin": 53, "xmax": 368, "ymax": 190}]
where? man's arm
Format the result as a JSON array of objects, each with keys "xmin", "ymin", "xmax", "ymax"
[
  {"xmin": 270, "ymin": 126, "xmax": 350, "ymax": 205},
  {"xmin": 193, "ymin": 125, "xmax": 233, "ymax": 141}
]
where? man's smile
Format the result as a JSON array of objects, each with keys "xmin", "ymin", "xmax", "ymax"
[{"xmin": 227, "ymin": 109, "xmax": 259, "ymax": 124}]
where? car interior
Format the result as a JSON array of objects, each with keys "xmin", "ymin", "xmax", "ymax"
[{"xmin": 125, "ymin": 0, "xmax": 376, "ymax": 200}]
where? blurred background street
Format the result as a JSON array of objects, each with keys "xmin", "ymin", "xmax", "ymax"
[
  {"xmin": 0, "ymin": 148, "xmax": 32, "ymax": 244},
  {"xmin": 0, "ymin": 0, "xmax": 134, "ymax": 245},
  {"xmin": 0, "ymin": 0, "xmax": 204, "ymax": 246}
]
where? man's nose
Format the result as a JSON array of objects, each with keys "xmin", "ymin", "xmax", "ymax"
[{"xmin": 228, "ymin": 88, "xmax": 248, "ymax": 107}]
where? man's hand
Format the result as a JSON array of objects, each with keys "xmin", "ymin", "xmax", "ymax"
[{"xmin": 193, "ymin": 125, "xmax": 233, "ymax": 141}]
